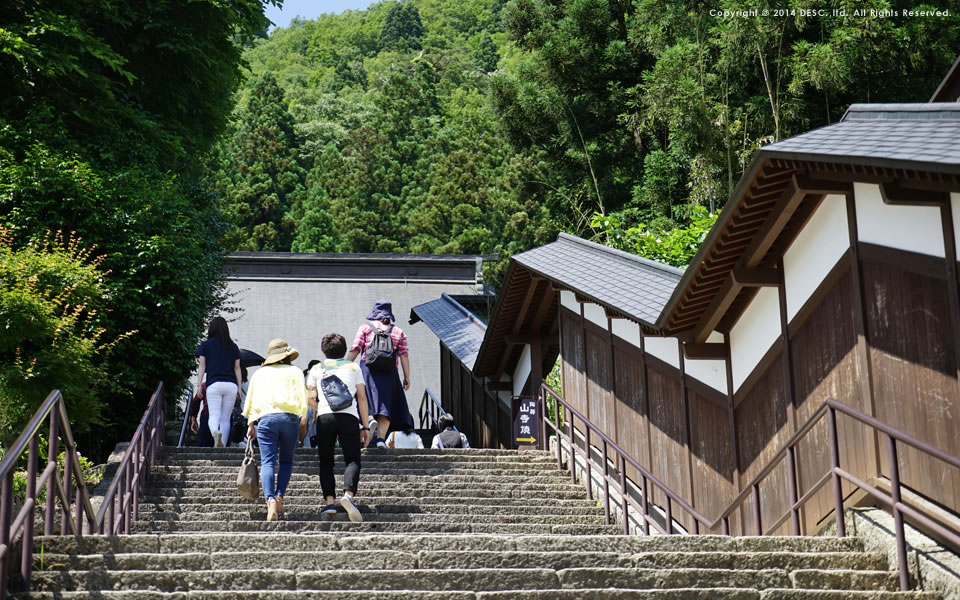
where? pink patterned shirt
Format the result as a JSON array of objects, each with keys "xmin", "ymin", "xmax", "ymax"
[{"xmin": 350, "ymin": 322, "xmax": 409, "ymax": 360}]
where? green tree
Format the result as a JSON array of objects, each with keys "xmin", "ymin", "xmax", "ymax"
[
  {"xmin": 216, "ymin": 72, "xmax": 306, "ymax": 251},
  {"xmin": 472, "ymin": 31, "xmax": 500, "ymax": 72},
  {"xmin": 0, "ymin": 0, "xmax": 276, "ymax": 172},
  {"xmin": 0, "ymin": 227, "xmax": 131, "ymax": 446},
  {"xmin": 380, "ymin": 1, "xmax": 426, "ymax": 52}
]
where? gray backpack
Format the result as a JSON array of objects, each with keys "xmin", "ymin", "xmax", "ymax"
[{"xmin": 365, "ymin": 324, "xmax": 395, "ymax": 372}]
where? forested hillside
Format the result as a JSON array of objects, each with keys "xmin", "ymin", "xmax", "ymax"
[{"xmin": 211, "ymin": 0, "xmax": 959, "ymax": 279}]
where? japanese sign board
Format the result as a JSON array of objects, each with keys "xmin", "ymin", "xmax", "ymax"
[{"xmin": 511, "ymin": 396, "xmax": 539, "ymax": 448}]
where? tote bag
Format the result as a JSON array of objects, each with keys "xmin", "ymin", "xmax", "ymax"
[{"xmin": 237, "ymin": 437, "xmax": 260, "ymax": 500}]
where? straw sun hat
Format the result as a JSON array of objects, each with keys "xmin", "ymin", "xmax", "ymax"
[{"xmin": 262, "ymin": 338, "xmax": 299, "ymax": 366}]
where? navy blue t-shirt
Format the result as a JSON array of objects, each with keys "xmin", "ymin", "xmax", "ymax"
[{"xmin": 196, "ymin": 338, "xmax": 240, "ymax": 386}]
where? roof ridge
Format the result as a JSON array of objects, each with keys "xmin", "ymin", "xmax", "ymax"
[
  {"xmin": 440, "ymin": 293, "xmax": 487, "ymax": 331},
  {"xmin": 556, "ymin": 232, "xmax": 685, "ymax": 278}
]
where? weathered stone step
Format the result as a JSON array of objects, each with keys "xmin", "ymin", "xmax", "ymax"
[
  {"xmin": 416, "ymin": 550, "xmax": 888, "ymax": 573},
  {"xmin": 161, "ymin": 448, "xmax": 551, "ymax": 459},
  {"xmin": 132, "ymin": 521, "xmax": 622, "ymax": 535},
  {"xmin": 159, "ymin": 457, "xmax": 559, "ymax": 467},
  {"xmin": 23, "ymin": 588, "xmax": 936, "ymax": 600},
  {"xmin": 138, "ymin": 495, "xmax": 597, "ymax": 508},
  {"xmin": 35, "ymin": 549, "xmax": 898, "ymax": 587},
  {"xmin": 23, "ymin": 566, "xmax": 904, "ymax": 593},
  {"xmin": 138, "ymin": 509, "xmax": 606, "ymax": 525},
  {"xmin": 137, "ymin": 501, "xmax": 598, "ymax": 516},
  {"xmin": 34, "ymin": 534, "xmax": 864, "ymax": 556},
  {"xmin": 147, "ymin": 472, "xmax": 568, "ymax": 484},
  {"xmin": 142, "ymin": 482, "xmax": 588, "ymax": 496}
]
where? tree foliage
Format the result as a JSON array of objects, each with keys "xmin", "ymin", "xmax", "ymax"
[
  {"xmin": 0, "ymin": 0, "xmax": 270, "ymax": 457},
  {"xmin": 0, "ymin": 227, "xmax": 129, "ymax": 445}
]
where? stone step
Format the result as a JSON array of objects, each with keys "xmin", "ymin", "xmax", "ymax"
[
  {"xmin": 21, "ymin": 589, "xmax": 937, "ymax": 600},
  {"xmin": 158, "ymin": 458, "xmax": 559, "ymax": 468},
  {"xmin": 34, "ymin": 534, "xmax": 864, "ymax": 556},
  {"xmin": 35, "ymin": 550, "xmax": 897, "ymax": 585},
  {"xmin": 131, "ymin": 521, "xmax": 622, "ymax": 535},
  {"xmin": 138, "ymin": 495, "xmax": 598, "ymax": 508},
  {"xmin": 137, "ymin": 509, "xmax": 606, "ymax": 525},
  {"xmin": 141, "ymin": 483, "xmax": 589, "ymax": 498},
  {"xmin": 137, "ymin": 502, "xmax": 598, "ymax": 516},
  {"xmin": 147, "ymin": 473, "xmax": 570, "ymax": 484},
  {"xmin": 161, "ymin": 448, "xmax": 551, "ymax": 459},
  {"xmin": 25, "ymin": 566, "xmax": 903, "ymax": 593}
]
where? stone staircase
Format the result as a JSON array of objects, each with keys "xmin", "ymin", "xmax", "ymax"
[{"xmin": 19, "ymin": 446, "xmax": 939, "ymax": 599}]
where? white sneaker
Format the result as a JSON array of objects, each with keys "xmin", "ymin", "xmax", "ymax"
[{"xmin": 340, "ymin": 495, "xmax": 363, "ymax": 522}]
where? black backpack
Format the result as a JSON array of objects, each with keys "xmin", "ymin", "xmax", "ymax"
[{"xmin": 365, "ymin": 324, "xmax": 396, "ymax": 372}]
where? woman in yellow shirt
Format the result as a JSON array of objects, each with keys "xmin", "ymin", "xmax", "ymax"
[{"xmin": 242, "ymin": 338, "xmax": 309, "ymax": 521}]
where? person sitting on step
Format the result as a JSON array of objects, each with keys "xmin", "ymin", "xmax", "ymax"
[
  {"xmin": 430, "ymin": 413, "xmax": 471, "ymax": 449},
  {"xmin": 306, "ymin": 332, "xmax": 371, "ymax": 522},
  {"xmin": 242, "ymin": 338, "xmax": 309, "ymax": 522},
  {"xmin": 385, "ymin": 424, "xmax": 424, "ymax": 449}
]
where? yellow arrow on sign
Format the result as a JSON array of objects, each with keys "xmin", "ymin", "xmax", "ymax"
[{"xmin": 515, "ymin": 436, "xmax": 537, "ymax": 444}]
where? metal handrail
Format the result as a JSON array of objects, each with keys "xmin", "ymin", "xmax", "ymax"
[
  {"xmin": 177, "ymin": 383, "xmax": 195, "ymax": 447},
  {"xmin": 539, "ymin": 384, "xmax": 960, "ymax": 590},
  {"xmin": 0, "ymin": 382, "xmax": 164, "ymax": 597},
  {"xmin": 418, "ymin": 387, "xmax": 448, "ymax": 431}
]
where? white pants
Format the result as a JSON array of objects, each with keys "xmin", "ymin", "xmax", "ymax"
[{"xmin": 206, "ymin": 381, "xmax": 238, "ymax": 442}]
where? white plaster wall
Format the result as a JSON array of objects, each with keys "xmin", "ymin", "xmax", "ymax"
[
  {"xmin": 952, "ymin": 193, "xmax": 960, "ymax": 254},
  {"xmin": 560, "ymin": 290, "xmax": 579, "ymax": 312},
  {"xmin": 783, "ymin": 194, "xmax": 850, "ymax": 321},
  {"xmin": 855, "ymin": 182, "xmax": 945, "ymax": 258},
  {"xmin": 729, "ymin": 287, "xmax": 781, "ymax": 392},
  {"xmin": 644, "ymin": 336, "xmax": 680, "ymax": 369},
  {"xmin": 611, "ymin": 319, "xmax": 642, "ymax": 349},
  {"xmin": 583, "ymin": 302, "xmax": 607, "ymax": 329},
  {"xmin": 225, "ymin": 278, "xmax": 478, "ymax": 425},
  {"xmin": 683, "ymin": 331, "xmax": 728, "ymax": 394},
  {"xmin": 512, "ymin": 343, "xmax": 532, "ymax": 397}
]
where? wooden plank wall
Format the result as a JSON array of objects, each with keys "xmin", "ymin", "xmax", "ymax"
[
  {"xmin": 862, "ymin": 258, "xmax": 960, "ymax": 510},
  {"xmin": 438, "ymin": 344, "xmax": 511, "ymax": 449},
  {"xmin": 559, "ymin": 306, "xmax": 736, "ymax": 533}
]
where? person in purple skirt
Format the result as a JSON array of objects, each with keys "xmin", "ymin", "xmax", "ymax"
[{"xmin": 347, "ymin": 300, "xmax": 414, "ymax": 448}]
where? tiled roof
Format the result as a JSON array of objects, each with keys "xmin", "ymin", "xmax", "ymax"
[
  {"xmin": 762, "ymin": 103, "xmax": 960, "ymax": 172},
  {"xmin": 410, "ymin": 294, "xmax": 487, "ymax": 370},
  {"xmin": 513, "ymin": 233, "xmax": 684, "ymax": 327}
]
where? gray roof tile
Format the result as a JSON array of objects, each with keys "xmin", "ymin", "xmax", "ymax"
[
  {"xmin": 410, "ymin": 296, "xmax": 487, "ymax": 370},
  {"xmin": 764, "ymin": 117, "xmax": 960, "ymax": 171},
  {"xmin": 512, "ymin": 233, "xmax": 684, "ymax": 326}
]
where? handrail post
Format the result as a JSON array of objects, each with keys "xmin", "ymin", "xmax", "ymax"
[
  {"xmin": 44, "ymin": 407, "xmax": 60, "ymax": 536},
  {"xmin": 665, "ymin": 497, "xmax": 673, "ymax": 535},
  {"xmin": 752, "ymin": 484, "xmax": 762, "ymax": 535},
  {"xmin": 827, "ymin": 406, "xmax": 846, "ymax": 537},
  {"xmin": 601, "ymin": 442, "xmax": 611, "ymax": 525},
  {"xmin": 554, "ymin": 392, "xmax": 562, "ymax": 470},
  {"xmin": 21, "ymin": 434, "xmax": 38, "ymax": 592},
  {"xmin": 61, "ymin": 439, "xmax": 73, "ymax": 536},
  {"xmin": 786, "ymin": 446, "xmax": 801, "ymax": 535},
  {"xmin": 639, "ymin": 473, "xmax": 649, "ymax": 536},
  {"xmin": 1, "ymin": 470, "xmax": 12, "ymax": 599},
  {"xmin": 569, "ymin": 415, "xmax": 577, "ymax": 485},
  {"xmin": 584, "ymin": 428, "xmax": 593, "ymax": 501},
  {"xmin": 619, "ymin": 455, "xmax": 630, "ymax": 535},
  {"xmin": 888, "ymin": 436, "xmax": 909, "ymax": 591}
]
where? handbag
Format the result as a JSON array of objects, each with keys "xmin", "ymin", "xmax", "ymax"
[{"xmin": 237, "ymin": 436, "xmax": 260, "ymax": 500}]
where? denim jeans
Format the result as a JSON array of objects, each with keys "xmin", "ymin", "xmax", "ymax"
[{"xmin": 256, "ymin": 412, "xmax": 300, "ymax": 501}]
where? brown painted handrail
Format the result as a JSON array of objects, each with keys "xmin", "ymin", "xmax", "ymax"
[
  {"xmin": 538, "ymin": 384, "xmax": 960, "ymax": 590},
  {"xmin": 0, "ymin": 382, "xmax": 164, "ymax": 597}
]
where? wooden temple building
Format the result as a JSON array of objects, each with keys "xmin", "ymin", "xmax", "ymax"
[{"xmin": 411, "ymin": 71, "xmax": 960, "ymax": 536}]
